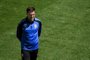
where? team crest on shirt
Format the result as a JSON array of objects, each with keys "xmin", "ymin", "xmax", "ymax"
[{"xmin": 34, "ymin": 24, "xmax": 38, "ymax": 29}]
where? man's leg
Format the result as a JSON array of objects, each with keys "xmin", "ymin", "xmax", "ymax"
[
  {"xmin": 30, "ymin": 49, "xmax": 38, "ymax": 60},
  {"xmin": 21, "ymin": 50, "xmax": 30, "ymax": 60}
]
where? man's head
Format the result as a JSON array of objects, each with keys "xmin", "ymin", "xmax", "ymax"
[{"xmin": 26, "ymin": 7, "xmax": 35, "ymax": 22}]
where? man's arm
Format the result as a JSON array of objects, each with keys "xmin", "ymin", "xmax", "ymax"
[
  {"xmin": 38, "ymin": 21, "xmax": 42, "ymax": 37},
  {"xmin": 16, "ymin": 22, "xmax": 23, "ymax": 41}
]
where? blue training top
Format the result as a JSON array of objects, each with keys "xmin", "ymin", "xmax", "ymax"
[{"xmin": 16, "ymin": 17, "xmax": 42, "ymax": 51}]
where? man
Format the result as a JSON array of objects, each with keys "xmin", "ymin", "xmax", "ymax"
[{"xmin": 16, "ymin": 7, "xmax": 42, "ymax": 60}]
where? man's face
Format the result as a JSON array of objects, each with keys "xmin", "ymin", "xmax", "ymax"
[{"xmin": 27, "ymin": 11, "xmax": 35, "ymax": 21}]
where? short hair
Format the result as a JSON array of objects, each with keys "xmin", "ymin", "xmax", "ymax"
[{"xmin": 26, "ymin": 7, "xmax": 35, "ymax": 13}]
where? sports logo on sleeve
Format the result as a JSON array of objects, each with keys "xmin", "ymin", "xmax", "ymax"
[
  {"xmin": 23, "ymin": 24, "xmax": 27, "ymax": 28},
  {"xmin": 23, "ymin": 23, "xmax": 28, "ymax": 30}
]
